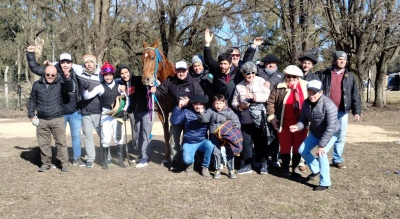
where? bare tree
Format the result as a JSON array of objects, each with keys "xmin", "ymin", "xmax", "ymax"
[{"xmin": 320, "ymin": 0, "xmax": 400, "ymax": 106}]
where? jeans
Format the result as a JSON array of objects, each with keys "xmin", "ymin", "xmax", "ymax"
[
  {"xmin": 82, "ymin": 114, "xmax": 101, "ymax": 162},
  {"xmin": 135, "ymin": 111, "xmax": 153, "ymax": 160},
  {"xmin": 182, "ymin": 139, "xmax": 214, "ymax": 168},
  {"xmin": 169, "ymin": 123, "xmax": 184, "ymax": 161},
  {"xmin": 129, "ymin": 112, "xmax": 137, "ymax": 147},
  {"xmin": 332, "ymin": 111, "xmax": 348, "ymax": 164},
  {"xmin": 299, "ymin": 133, "xmax": 337, "ymax": 187},
  {"xmin": 64, "ymin": 111, "xmax": 82, "ymax": 160},
  {"xmin": 210, "ymin": 135, "xmax": 234, "ymax": 170}
]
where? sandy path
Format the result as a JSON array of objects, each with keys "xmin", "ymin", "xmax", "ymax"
[{"xmin": 0, "ymin": 118, "xmax": 398, "ymax": 143}]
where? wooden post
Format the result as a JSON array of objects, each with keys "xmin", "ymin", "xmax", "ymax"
[
  {"xmin": 4, "ymin": 66, "xmax": 9, "ymax": 109},
  {"xmin": 367, "ymin": 69, "xmax": 371, "ymax": 103}
]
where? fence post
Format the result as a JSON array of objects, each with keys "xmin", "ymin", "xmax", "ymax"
[{"xmin": 4, "ymin": 66, "xmax": 9, "ymax": 109}]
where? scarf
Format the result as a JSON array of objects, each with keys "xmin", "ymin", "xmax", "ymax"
[{"xmin": 288, "ymin": 82, "xmax": 303, "ymax": 118}]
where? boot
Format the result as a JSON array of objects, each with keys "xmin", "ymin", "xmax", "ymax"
[
  {"xmin": 281, "ymin": 154, "xmax": 291, "ymax": 177},
  {"xmin": 117, "ymin": 144, "xmax": 126, "ymax": 168},
  {"xmin": 102, "ymin": 147, "xmax": 109, "ymax": 170},
  {"xmin": 291, "ymin": 153, "xmax": 302, "ymax": 178}
]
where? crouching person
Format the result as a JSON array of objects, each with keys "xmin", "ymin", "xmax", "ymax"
[
  {"xmin": 170, "ymin": 94, "xmax": 214, "ymax": 177},
  {"xmin": 289, "ymin": 80, "xmax": 339, "ymax": 191},
  {"xmin": 28, "ymin": 66, "xmax": 73, "ymax": 172},
  {"xmin": 83, "ymin": 62, "xmax": 129, "ymax": 169}
]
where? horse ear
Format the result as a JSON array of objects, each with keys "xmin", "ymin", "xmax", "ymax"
[
  {"xmin": 143, "ymin": 41, "xmax": 148, "ymax": 48},
  {"xmin": 150, "ymin": 40, "xmax": 159, "ymax": 48}
]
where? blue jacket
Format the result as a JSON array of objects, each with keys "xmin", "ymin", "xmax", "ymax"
[{"xmin": 170, "ymin": 106, "xmax": 208, "ymax": 144}]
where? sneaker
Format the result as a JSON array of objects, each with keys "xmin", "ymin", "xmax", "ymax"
[
  {"xmin": 260, "ymin": 164, "xmax": 268, "ymax": 175},
  {"xmin": 299, "ymin": 165, "xmax": 307, "ymax": 172},
  {"xmin": 272, "ymin": 161, "xmax": 281, "ymax": 168},
  {"xmin": 202, "ymin": 167, "xmax": 210, "ymax": 177},
  {"xmin": 237, "ymin": 164, "xmax": 252, "ymax": 175},
  {"xmin": 38, "ymin": 165, "xmax": 50, "ymax": 172},
  {"xmin": 185, "ymin": 164, "xmax": 193, "ymax": 173},
  {"xmin": 306, "ymin": 172, "xmax": 320, "ymax": 181},
  {"xmin": 334, "ymin": 162, "xmax": 346, "ymax": 169},
  {"xmin": 52, "ymin": 161, "xmax": 61, "ymax": 169},
  {"xmin": 61, "ymin": 165, "xmax": 69, "ymax": 172},
  {"xmin": 314, "ymin": 186, "xmax": 329, "ymax": 191},
  {"xmin": 213, "ymin": 170, "xmax": 221, "ymax": 179},
  {"xmin": 228, "ymin": 170, "xmax": 237, "ymax": 179},
  {"xmin": 135, "ymin": 159, "xmax": 148, "ymax": 168},
  {"xmin": 291, "ymin": 167, "xmax": 303, "ymax": 178},
  {"xmin": 73, "ymin": 158, "xmax": 86, "ymax": 167},
  {"xmin": 86, "ymin": 160, "xmax": 94, "ymax": 168}
]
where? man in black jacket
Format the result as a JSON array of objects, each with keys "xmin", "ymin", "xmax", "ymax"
[
  {"xmin": 26, "ymin": 46, "xmax": 85, "ymax": 167},
  {"xmin": 28, "ymin": 66, "xmax": 73, "ymax": 172},
  {"xmin": 151, "ymin": 61, "xmax": 204, "ymax": 170},
  {"xmin": 317, "ymin": 51, "xmax": 361, "ymax": 169},
  {"xmin": 189, "ymin": 55, "xmax": 215, "ymax": 106},
  {"xmin": 298, "ymin": 54, "xmax": 320, "ymax": 82},
  {"xmin": 256, "ymin": 54, "xmax": 285, "ymax": 89}
]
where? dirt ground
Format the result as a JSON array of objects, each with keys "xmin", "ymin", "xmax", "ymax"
[{"xmin": 0, "ymin": 100, "xmax": 400, "ymax": 218}]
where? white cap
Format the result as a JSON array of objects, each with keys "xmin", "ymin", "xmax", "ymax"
[
  {"xmin": 175, "ymin": 61, "xmax": 188, "ymax": 70},
  {"xmin": 307, "ymin": 80, "xmax": 323, "ymax": 92},
  {"xmin": 59, "ymin": 53, "xmax": 72, "ymax": 61},
  {"xmin": 283, "ymin": 65, "xmax": 303, "ymax": 77}
]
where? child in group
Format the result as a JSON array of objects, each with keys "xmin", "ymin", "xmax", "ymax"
[
  {"xmin": 83, "ymin": 62, "xmax": 129, "ymax": 169},
  {"xmin": 198, "ymin": 94, "xmax": 241, "ymax": 179}
]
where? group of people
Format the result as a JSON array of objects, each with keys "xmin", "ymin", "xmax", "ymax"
[{"xmin": 26, "ymin": 29, "xmax": 361, "ymax": 191}]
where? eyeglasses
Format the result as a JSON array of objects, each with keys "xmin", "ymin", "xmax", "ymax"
[
  {"xmin": 231, "ymin": 54, "xmax": 240, "ymax": 57},
  {"xmin": 286, "ymin": 75, "xmax": 298, "ymax": 79},
  {"xmin": 245, "ymin": 72, "xmax": 256, "ymax": 75},
  {"xmin": 45, "ymin": 73, "xmax": 57, "ymax": 77}
]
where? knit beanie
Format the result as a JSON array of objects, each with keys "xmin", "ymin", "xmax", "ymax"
[
  {"xmin": 192, "ymin": 55, "xmax": 203, "ymax": 65},
  {"xmin": 333, "ymin": 51, "xmax": 347, "ymax": 61}
]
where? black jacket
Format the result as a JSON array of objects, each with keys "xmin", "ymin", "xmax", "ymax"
[
  {"xmin": 203, "ymin": 46, "xmax": 255, "ymax": 74},
  {"xmin": 27, "ymin": 75, "xmax": 73, "ymax": 120},
  {"xmin": 188, "ymin": 67, "xmax": 215, "ymax": 105},
  {"xmin": 128, "ymin": 76, "xmax": 149, "ymax": 113},
  {"xmin": 212, "ymin": 67, "xmax": 243, "ymax": 108},
  {"xmin": 155, "ymin": 74, "xmax": 204, "ymax": 107},
  {"xmin": 316, "ymin": 67, "xmax": 361, "ymax": 115},
  {"xmin": 26, "ymin": 51, "xmax": 81, "ymax": 114},
  {"xmin": 301, "ymin": 70, "xmax": 320, "ymax": 82},
  {"xmin": 256, "ymin": 64, "xmax": 285, "ymax": 89}
]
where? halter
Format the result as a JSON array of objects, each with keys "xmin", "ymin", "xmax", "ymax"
[
  {"xmin": 144, "ymin": 47, "xmax": 164, "ymax": 87},
  {"xmin": 144, "ymin": 47, "xmax": 166, "ymax": 129}
]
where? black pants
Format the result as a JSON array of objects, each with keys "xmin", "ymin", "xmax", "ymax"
[{"xmin": 241, "ymin": 123, "xmax": 266, "ymax": 165}]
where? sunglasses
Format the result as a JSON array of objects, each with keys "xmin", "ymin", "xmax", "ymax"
[
  {"xmin": 45, "ymin": 73, "xmax": 57, "ymax": 77},
  {"xmin": 231, "ymin": 54, "xmax": 240, "ymax": 57},
  {"xmin": 286, "ymin": 75, "xmax": 298, "ymax": 79},
  {"xmin": 245, "ymin": 72, "xmax": 256, "ymax": 75}
]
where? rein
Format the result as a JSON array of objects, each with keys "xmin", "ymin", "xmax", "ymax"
[{"xmin": 144, "ymin": 47, "xmax": 166, "ymax": 131}]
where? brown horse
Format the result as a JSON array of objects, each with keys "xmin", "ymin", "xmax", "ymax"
[{"xmin": 142, "ymin": 40, "xmax": 175, "ymax": 161}]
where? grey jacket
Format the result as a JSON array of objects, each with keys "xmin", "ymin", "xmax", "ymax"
[
  {"xmin": 296, "ymin": 95, "xmax": 339, "ymax": 147},
  {"xmin": 198, "ymin": 107, "xmax": 240, "ymax": 134}
]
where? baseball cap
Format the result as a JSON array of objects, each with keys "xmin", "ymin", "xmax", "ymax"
[
  {"xmin": 307, "ymin": 80, "xmax": 323, "ymax": 93},
  {"xmin": 59, "ymin": 53, "xmax": 72, "ymax": 61},
  {"xmin": 175, "ymin": 61, "xmax": 188, "ymax": 70}
]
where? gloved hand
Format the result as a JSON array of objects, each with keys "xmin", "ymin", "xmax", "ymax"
[
  {"xmin": 80, "ymin": 78, "xmax": 90, "ymax": 90},
  {"xmin": 31, "ymin": 116, "xmax": 39, "ymax": 127},
  {"xmin": 117, "ymin": 110, "xmax": 129, "ymax": 121}
]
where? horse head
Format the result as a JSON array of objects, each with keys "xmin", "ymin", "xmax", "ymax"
[{"xmin": 142, "ymin": 40, "xmax": 166, "ymax": 86}]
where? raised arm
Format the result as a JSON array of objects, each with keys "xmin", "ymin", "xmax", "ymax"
[
  {"xmin": 26, "ymin": 46, "xmax": 46, "ymax": 76},
  {"xmin": 203, "ymin": 29, "xmax": 220, "ymax": 74}
]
